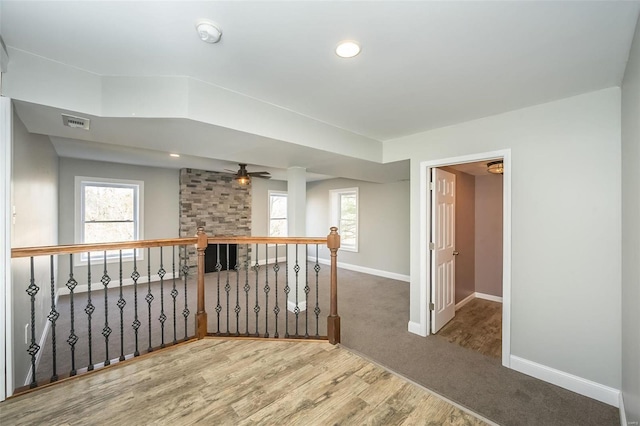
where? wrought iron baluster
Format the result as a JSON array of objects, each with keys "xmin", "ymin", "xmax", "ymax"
[
  {"xmin": 253, "ymin": 244, "xmax": 260, "ymax": 337},
  {"xmin": 158, "ymin": 246, "xmax": 167, "ymax": 348},
  {"xmin": 48, "ymin": 255, "xmax": 59, "ymax": 382},
  {"xmin": 101, "ymin": 251, "xmax": 112, "ymax": 366},
  {"xmin": 131, "ymin": 255, "xmax": 141, "ymax": 357},
  {"xmin": 118, "ymin": 251, "xmax": 126, "ymax": 361},
  {"xmin": 284, "ymin": 244, "xmax": 290, "ymax": 338},
  {"xmin": 225, "ymin": 244, "xmax": 231, "ymax": 335},
  {"xmin": 304, "ymin": 244, "xmax": 310, "ymax": 338},
  {"xmin": 181, "ymin": 247, "xmax": 190, "ymax": 340},
  {"xmin": 26, "ymin": 257, "xmax": 40, "ymax": 388},
  {"xmin": 314, "ymin": 245, "xmax": 321, "ymax": 337},
  {"xmin": 86, "ymin": 253, "xmax": 94, "ymax": 371},
  {"xmin": 66, "ymin": 254, "xmax": 78, "ymax": 376},
  {"xmin": 215, "ymin": 244, "xmax": 222, "ymax": 334},
  {"xmin": 234, "ymin": 245, "xmax": 240, "ymax": 336},
  {"xmin": 294, "ymin": 244, "xmax": 300, "ymax": 337},
  {"xmin": 273, "ymin": 244, "xmax": 280, "ymax": 338},
  {"xmin": 146, "ymin": 247, "xmax": 154, "ymax": 352},
  {"xmin": 244, "ymin": 245, "xmax": 250, "ymax": 336},
  {"xmin": 264, "ymin": 243, "xmax": 270, "ymax": 338},
  {"xmin": 171, "ymin": 245, "xmax": 178, "ymax": 344}
]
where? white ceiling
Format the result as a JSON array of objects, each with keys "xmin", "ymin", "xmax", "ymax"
[{"xmin": 2, "ymin": 1, "xmax": 639, "ymax": 180}]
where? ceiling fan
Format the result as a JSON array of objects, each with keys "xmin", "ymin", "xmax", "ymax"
[{"xmin": 225, "ymin": 163, "xmax": 271, "ymax": 185}]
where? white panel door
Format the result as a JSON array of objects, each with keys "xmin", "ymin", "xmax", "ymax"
[{"xmin": 431, "ymin": 168, "xmax": 456, "ymax": 333}]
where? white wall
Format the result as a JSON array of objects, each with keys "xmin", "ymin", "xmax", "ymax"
[
  {"xmin": 251, "ymin": 177, "xmax": 287, "ymax": 263},
  {"xmin": 58, "ymin": 158, "xmax": 180, "ymax": 288},
  {"xmin": 11, "ymin": 108, "xmax": 59, "ymax": 386},
  {"xmin": 385, "ymin": 88, "xmax": 622, "ymax": 389},
  {"xmin": 621, "ymin": 15, "xmax": 640, "ymax": 424},
  {"xmin": 306, "ymin": 178, "xmax": 410, "ymax": 278}
]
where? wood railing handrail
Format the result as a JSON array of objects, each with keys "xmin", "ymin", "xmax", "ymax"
[{"xmin": 207, "ymin": 236, "xmax": 327, "ymax": 245}]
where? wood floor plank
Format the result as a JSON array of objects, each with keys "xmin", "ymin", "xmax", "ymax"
[{"xmin": 0, "ymin": 339, "xmax": 488, "ymax": 426}]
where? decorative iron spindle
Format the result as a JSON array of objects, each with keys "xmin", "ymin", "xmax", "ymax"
[
  {"xmin": 234, "ymin": 245, "xmax": 241, "ymax": 336},
  {"xmin": 85, "ymin": 254, "xmax": 94, "ymax": 371},
  {"xmin": 215, "ymin": 245, "xmax": 222, "ymax": 334},
  {"xmin": 48, "ymin": 255, "xmax": 59, "ymax": 382},
  {"xmin": 294, "ymin": 244, "xmax": 300, "ymax": 337},
  {"xmin": 66, "ymin": 254, "xmax": 78, "ymax": 376},
  {"xmin": 101, "ymin": 252, "xmax": 112, "ymax": 366},
  {"xmin": 158, "ymin": 247, "xmax": 167, "ymax": 348},
  {"xmin": 225, "ymin": 244, "xmax": 231, "ymax": 335},
  {"xmin": 131, "ymin": 256, "xmax": 141, "ymax": 357},
  {"xmin": 253, "ymin": 244, "xmax": 260, "ymax": 337},
  {"xmin": 118, "ymin": 251, "xmax": 126, "ymax": 361},
  {"xmin": 273, "ymin": 244, "xmax": 280, "ymax": 339},
  {"xmin": 284, "ymin": 244, "xmax": 290, "ymax": 338},
  {"xmin": 244, "ymin": 245, "xmax": 250, "ymax": 336},
  {"xmin": 314, "ymin": 245, "xmax": 321, "ymax": 337},
  {"xmin": 304, "ymin": 244, "xmax": 310, "ymax": 338},
  {"xmin": 171, "ymin": 246, "xmax": 178, "ymax": 344},
  {"xmin": 146, "ymin": 248, "xmax": 153, "ymax": 352},
  {"xmin": 181, "ymin": 248, "xmax": 190, "ymax": 340},
  {"xmin": 26, "ymin": 257, "xmax": 40, "ymax": 388},
  {"xmin": 264, "ymin": 243, "xmax": 270, "ymax": 338}
]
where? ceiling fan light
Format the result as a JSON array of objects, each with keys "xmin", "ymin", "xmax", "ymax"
[
  {"xmin": 487, "ymin": 160, "xmax": 504, "ymax": 175},
  {"xmin": 235, "ymin": 174, "xmax": 250, "ymax": 185}
]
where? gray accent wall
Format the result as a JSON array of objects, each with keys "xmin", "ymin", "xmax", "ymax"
[
  {"xmin": 621, "ymin": 14, "xmax": 640, "ymax": 424},
  {"xmin": 475, "ymin": 175, "xmax": 503, "ymax": 297},
  {"xmin": 11, "ymin": 109, "xmax": 58, "ymax": 386},
  {"xmin": 306, "ymin": 178, "xmax": 409, "ymax": 277},
  {"xmin": 387, "ymin": 88, "xmax": 622, "ymax": 389}
]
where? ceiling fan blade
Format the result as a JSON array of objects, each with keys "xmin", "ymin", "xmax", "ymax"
[
  {"xmin": 248, "ymin": 171, "xmax": 270, "ymax": 176},
  {"xmin": 223, "ymin": 169, "xmax": 236, "ymax": 173}
]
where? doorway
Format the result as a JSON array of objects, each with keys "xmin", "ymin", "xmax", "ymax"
[{"xmin": 420, "ymin": 150, "xmax": 512, "ymax": 367}]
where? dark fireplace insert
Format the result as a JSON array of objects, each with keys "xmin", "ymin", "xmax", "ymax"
[{"xmin": 205, "ymin": 244, "xmax": 238, "ymax": 272}]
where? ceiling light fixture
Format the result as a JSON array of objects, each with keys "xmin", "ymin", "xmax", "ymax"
[
  {"xmin": 170, "ymin": 153, "xmax": 180, "ymax": 158},
  {"xmin": 336, "ymin": 40, "xmax": 361, "ymax": 58},
  {"xmin": 195, "ymin": 20, "xmax": 222, "ymax": 43},
  {"xmin": 487, "ymin": 160, "xmax": 504, "ymax": 175}
]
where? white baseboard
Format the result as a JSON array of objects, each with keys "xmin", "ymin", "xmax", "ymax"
[
  {"xmin": 475, "ymin": 292, "xmax": 503, "ymax": 303},
  {"xmin": 408, "ymin": 320, "xmax": 427, "ymax": 336},
  {"xmin": 287, "ymin": 300, "xmax": 307, "ymax": 313},
  {"xmin": 455, "ymin": 293, "xmax": 475, "ymax": 310},
  {"xmin": 24, "ymin": 292, "xmax": 59, "ymax": 386},
  {"xmin": 57, "ymin": 272, "xmax": 178, "ymax": 296},
  {"xmin": 251, "ymin": 256, "xmax": 287, "ymax": 267},
  {"xmin": 314, "ymin": 257, "xmax": 410, "ymax": 282},
  {"xmin": 619, "ymin": 393, "xmax": 627, "ymax": 426},
  {"xmin": 510, "ymin": 355, "xmax": 620, "ymax": 407}
]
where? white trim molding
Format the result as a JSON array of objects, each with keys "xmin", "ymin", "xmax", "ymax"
[
  {"xmin": 407, "ymin": 321, "xmax": 426, "ymax": 336},
  {"xmin": 455, "ymin": 293, "xmax": 475, "ymax": 311},
  {"xmin": 418, "ymin": 149, "xmax": 512, "ymax": 368},
  {"xmin": 1, "ymin": 96, "xmax": 13, "ymax": 400},
  {"xmin": 510, "ymin": 355, "xmax": 621, "ymax": 407},
  {"xmin": 619, "ymin": 393, "xmax": 628, "ymax": 426},
  {"xmin": 314, "ymin": 257, "xmax": 409, "ymax": 282},
  {"xmin": 455, "ymin": 292, "xmax": 503, "ymax": 311}
]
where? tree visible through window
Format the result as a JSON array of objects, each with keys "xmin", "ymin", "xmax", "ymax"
[
  {"xmin": 76, "ymin": 177, "xmax": 143, "ymax": 261},
  {"xmin": 330, "ymin": 188, "xmax": 359, "ymax": 252},
  {"xmin": 269, "ymin": 191, "xmax": 287, "ymax": 237}
]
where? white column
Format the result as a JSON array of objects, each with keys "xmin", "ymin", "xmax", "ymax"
[{"xmin": 287, "ymin": 167, "xmax": 307, "ymax": 312}]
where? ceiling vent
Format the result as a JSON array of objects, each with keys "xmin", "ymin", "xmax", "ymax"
[{"xmin": 62, "ymin": 114, "xmax": 90, "ymax": 130}]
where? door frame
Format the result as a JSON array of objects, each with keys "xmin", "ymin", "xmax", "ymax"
[
  {"xmin": 1, "ymin": 96, "xmax": 13, "ymax": 400},
  {"xmin": 420, "ymin": 149, "xmax": 512, "ymax": 367}
]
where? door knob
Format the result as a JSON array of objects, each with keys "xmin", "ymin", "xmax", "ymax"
[{"xmin": 453, "ymin": 251, "xmax": 459, "ymax": 256}]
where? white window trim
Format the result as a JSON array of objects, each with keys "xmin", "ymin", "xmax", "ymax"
[
  {"xmin": 330, "ymin": 187, "xmax": 359, "ymax": 252},
  {"xmin": 268, "ymin": 190, "xmax": 288, "ymax": 238},
  {"xmin": 75, "ymin": 176, "xmax": 144, "ymax": 264}
]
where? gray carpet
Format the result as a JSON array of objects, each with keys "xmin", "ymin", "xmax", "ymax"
[{"xmin": 30, "ymin": 264, "xmax": 618, "ymax": 425}]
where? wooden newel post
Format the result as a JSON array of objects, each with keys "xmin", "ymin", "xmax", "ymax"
[
  {"xmin": 196, "ymin": 227, "xmax": 208, "ymax": 339},
  {"xmin": 327, "ymin": 227, "xmax": 341, "ymax": 344}
]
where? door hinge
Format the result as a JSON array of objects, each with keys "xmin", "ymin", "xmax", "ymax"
[
  {"xmin": 429, "ymin": 302, "xmax": 435, "ymax": 311},
  {"xmin": 429, "ymin": 242, "xmax": 435, "ymax": 250},
  {"xmin": 429, "ymin": 181, "xmax": 434, "ymax": 191}
]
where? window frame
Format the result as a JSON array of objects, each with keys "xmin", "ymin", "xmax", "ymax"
[
  {"xmin": 330, "ymin": 187, "xmax": 359, "ymax": 252},
  {"xmin": 268, "ymin": 190, "xmax": 288, "ymax": 238},
  {"xmin": 75, "ymin": 176, "xmax": 144, "ymax": 263}
]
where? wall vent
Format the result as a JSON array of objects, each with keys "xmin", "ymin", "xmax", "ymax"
[{"xmin": 62, "ymin": 114, "xmax": 90, "ymax": 130}]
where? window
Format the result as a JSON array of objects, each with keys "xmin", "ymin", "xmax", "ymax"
[
  {"xmin": 76, "ymin": 177, "xmax": 143, "ymax": 261},
  {"xmin": 268, "ymin": 191, "xmax": 287, "ymax": 237},
  {"xmin": 330, "ymin": 188, "xmax": 358, "ymax": 252}
]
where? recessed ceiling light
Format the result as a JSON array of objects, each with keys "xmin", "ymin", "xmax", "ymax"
[
  {"xmin": 195, "ymin": 20, "xmax": 222, "ymax": 44},
  {"xmin": 170, "ymin": 153, "xmax": 180, "ymax": 158},
  {"xmin": 336, "ymin": 40, "xmax": 361, "ymax": 58}
]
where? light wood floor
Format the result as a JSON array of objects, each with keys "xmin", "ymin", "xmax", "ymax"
[
  {"xmin": 0, "ymin": 339, "xmax": 488, "ymax": 425},
  {"xmin": 437, "ymin": 298, "xmax": 502, "ymax": 359}
]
